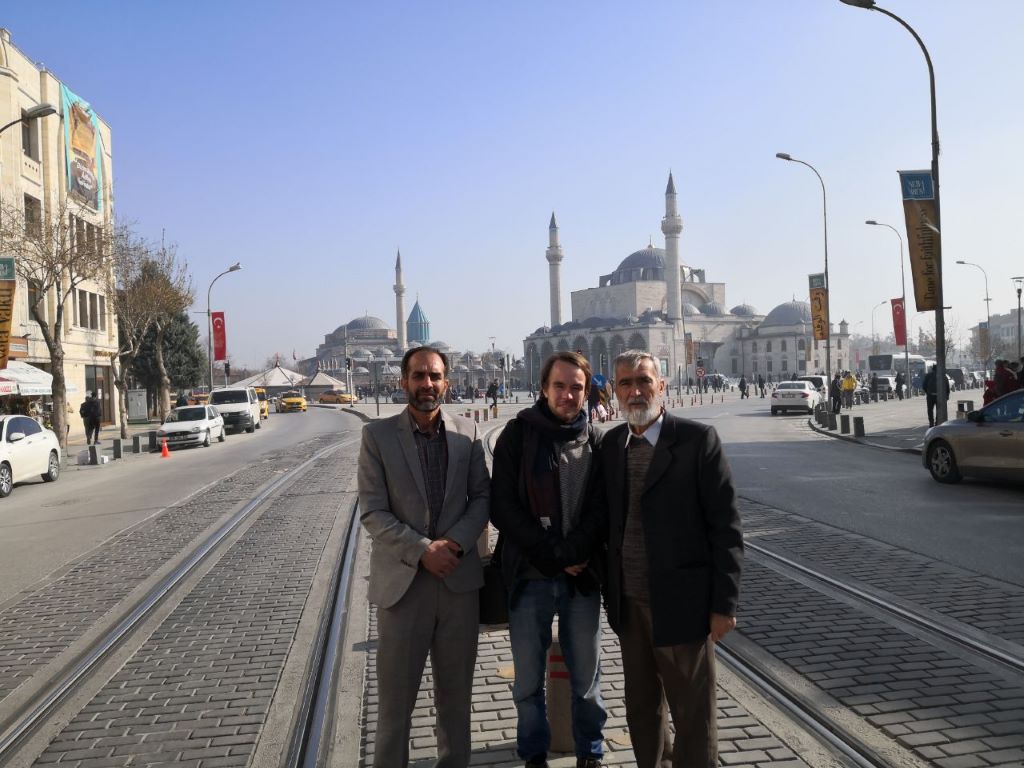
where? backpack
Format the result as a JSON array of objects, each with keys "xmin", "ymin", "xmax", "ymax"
[{"xmin": 79, "ymin": 400, "xmax": 89, "ymax": 418}]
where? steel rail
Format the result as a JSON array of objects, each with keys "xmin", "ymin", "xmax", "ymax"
[
  {"xmin": 0, "ymin": 438, "xmax": 355, "ymax": 760},
  {"xmin": 747, "ymin": 541, "xmax": 1024, "ymax": 674}
]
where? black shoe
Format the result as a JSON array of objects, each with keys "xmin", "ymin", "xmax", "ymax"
[
  {"xmin": 525, "ymin": 758, "xmax": 548, "ymax": 768},
  {"xmin": 577, "ymin": 759, "xmax": 604, "ymax": 768}
]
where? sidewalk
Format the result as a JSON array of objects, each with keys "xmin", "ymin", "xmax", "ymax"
[
  {"xmin": 62, "ymin": 420, "xmax": 165, "ymax": 465},
  {"xmin": 806, "ymin": 391, "xmax": 983, "ymax": 454}
]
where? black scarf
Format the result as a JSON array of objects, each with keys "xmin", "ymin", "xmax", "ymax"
[{"xmin": 519, "ymin": 400, "xmax": 588, "ymax": 537}]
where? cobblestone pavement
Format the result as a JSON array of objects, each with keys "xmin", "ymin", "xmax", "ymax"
[
  {"xmin": 27, "ymin": 446, "xmax": 357, "ymax": 767},
  {"xmin": 0, "ymin": 435, "xmax": 349, "ymax": 704}
]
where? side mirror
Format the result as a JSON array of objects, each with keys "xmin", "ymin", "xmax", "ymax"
[{"xmin": 8, "ymin": 432, "xmax": 26, "ymax": 442}]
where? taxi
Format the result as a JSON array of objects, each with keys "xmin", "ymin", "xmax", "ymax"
[
  {"xmin": 319, "ymin": 389, "xmax": 357, "ymax": 404},
  {"xmin": 254, "ymin": 387, "xmax": 270, "ymax": 419},
  {"xmin": 276, "ymin": 390, "xmax": 308, "ymax": 413}
]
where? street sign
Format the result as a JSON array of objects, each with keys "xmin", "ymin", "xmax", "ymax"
[
  {"xmin": 592, "ymin": 373, "xmax": 607, "ymax": 388},
  {"xmin": 696, "ymin": 367, "xmax": 706, "ymax": 378},
  {"xmin": 0, "ymin": 258, "xmax": 15, "ymax": 281}
]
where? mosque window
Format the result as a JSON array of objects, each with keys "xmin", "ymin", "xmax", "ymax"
[
  {"xmin": 798, "ymin": 338, "xmax": 806, "ymax": 351},
  {"xmin": 767, "ymin": 360, "xmax": 773, "ymax": 372},
  {"xmin": 781, "ymin": 359, "xmax": 788, "ymax": 371},
  {"xmin": 766, "ymin": 341, "xmax": 772, "ymax": 353},
  {"xmin": 752, "ymin": 342, "xmax": 758, "ymax": 353},
  {"xmin": 781, "ymin": 340, "xmax": 787, "ymax": 352},
  {"xmin": 799, "ymin": 359, "xmax": 807, "ymax": 371}
]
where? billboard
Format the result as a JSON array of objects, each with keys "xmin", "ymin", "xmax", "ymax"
[
  {"xmin": 898, "ymin": 170, "xmax": 939, "ymax": 311},
  {"xmin": 212, "ymin": 312, "xmax": 227, "ymax": 362},
  {"xmin": 61, "ymin": 85, "xmax": 105, "ymax": 212}
]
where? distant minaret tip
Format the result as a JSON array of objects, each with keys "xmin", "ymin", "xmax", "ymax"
[
  {"xmin": 666, "ymin": 171, "xmax": 676, "ymax": 195},
  {"xmin": 395, "ymin": 249, "xmax": 402, "ymax": 269},
  {"xmin": 549, "ymin": 211, "xmax": 557, "ymax": 229}
]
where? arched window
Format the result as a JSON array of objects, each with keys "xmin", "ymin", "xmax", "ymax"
[{"xmin": 798, "ymin": 338, "xmax": 806, "ymax": 351}]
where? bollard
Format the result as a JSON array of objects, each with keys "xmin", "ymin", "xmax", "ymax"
[
  {"xmin": 148, "ymin": 431, "xmax": 158, "ymax": 452},
  {"xmin": 827, "ymin": 413, "xmax": 837, "ymax": 430},
  {"xmin": 853, "ymin": 416, "xmax": 865, "ymax": 437},
  {"xmin": 474, "ymin": 410, "xmax": 480, "ymax": 423},
  {"xmin": 546, "ymin": 641, "xmax": 573, "ymax": 753},
  {"xmin": 840, "ymin": 414, "xmax": 850, "ymax": 434},
  {"xmin": 483, "ymin": 409, "xmax": 488, "ymax": 421},
  {"xmin": 88, "ymin": 445, "xmax": 99, "ymax": 465},
  {"xmin": 132, "ymin": 434, "xmax": 143, "ymax": 454},
  {"xmin": 113, "ymin": 439, "xmax": 123, "ymax": 460}
]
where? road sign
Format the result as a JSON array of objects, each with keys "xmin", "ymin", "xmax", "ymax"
[
  {"xmin": 592, "ymin": 373, "xmax": 607, "ymax": 388},
  {"xmin": 696, "ymin": 367, "xmax": 706, "ymax": 378}
]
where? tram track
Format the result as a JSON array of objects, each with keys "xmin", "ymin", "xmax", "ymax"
[{"xmin": 0, "ymin": 435, "xmax": 359, "ymax": 765}]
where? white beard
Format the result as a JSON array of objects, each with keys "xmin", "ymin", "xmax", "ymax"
[{"xmin": 625, "ymin": 400, "xmax": 662, "ymax": 428}]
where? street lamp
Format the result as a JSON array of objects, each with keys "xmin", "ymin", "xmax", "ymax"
[
  {"xmin": 840, "ymin": 0, "xmax": 948, "ymax": 422},
  {"xmin": 866, "ymin": 220, "xmax": 911, "ymax": 394},
  {"xmin": 871, "ymin": 300, "xmax": 888, "ymax": 355},
  {"xmin": 1014, "ymin": 276, "xmax": 1024, "ymax": 360},
  {"xmin": 0, "ymin": 103, "xmax": 57, "ymax": 136},
  {"xmin": 776, "ymin": 152, "xmax": 832, "ymax": 400},
  {"xmin": 207, "ymin": 262, "xmax": 242, "ymax": 391},
  {"xmin": 955, "ymin": 261, "xmax": 992, "ymax": 370}
]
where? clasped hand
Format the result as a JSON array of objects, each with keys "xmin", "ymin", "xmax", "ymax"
[{"xmin": 420, "ymin": 539, "xmax": 461, "ymax": 578}]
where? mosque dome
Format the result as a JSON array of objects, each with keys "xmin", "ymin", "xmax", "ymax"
[
  {"xmin": 682, "ymin": 303, "xmax": 702, "ymax": 316},
  {"xmin": 730, "ymin": 303, "xmax": 758, "ymax": 317},
  {"xmin": 346, "ymin": 315, "xmax": 390, "ymax": 331},
  {"xmin": 615, "ymin": 246, "xmax": 665, "ymax": 273},
  {"xmin": 760, "ymin": 300, "xmax": 812, "ymax": 327},
  {"xmin": 700, "ymin": 301, "xmax": 726, "ymax": 316}
]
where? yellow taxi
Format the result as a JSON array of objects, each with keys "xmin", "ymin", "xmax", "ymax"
[
  {"xmin": 276, "ymin": 390, "xmax": 308, "ymax": 413},
  {"xmin": 319, "ymin": 389, "xmax": 357, "ymax": 405},
  {"xmin": 254, "ymin": 387, "xmax": 270, "ymax": 419},
  {"xmin": 189, "ymin": 392, "xmax": 210, "ymax": 406}
]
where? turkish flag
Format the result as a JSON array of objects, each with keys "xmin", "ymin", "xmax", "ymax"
[
  {"xmin": 891, "ymin": 298, "xmax": 906, "ymax": 347},
  {"xmin": 212, "ymin": 311, "xmax": 227, "ymax": 361}
]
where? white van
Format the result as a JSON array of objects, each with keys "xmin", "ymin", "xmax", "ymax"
[{"xmin": 210, "ymin": 387, "xmax": 262, "ymax": 434}]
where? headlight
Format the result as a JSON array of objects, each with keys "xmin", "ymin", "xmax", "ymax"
[{"xmin": 190, "ymin": 427, "xmax": 201, "ymax": 433}]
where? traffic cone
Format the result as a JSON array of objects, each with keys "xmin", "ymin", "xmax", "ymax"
[{"xmin": 161, "ymin": 438, "xmax": 169, "ymax": 458}]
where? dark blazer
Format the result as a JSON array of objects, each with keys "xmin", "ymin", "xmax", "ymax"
[{"xmin": 582, "ymin": 412, "xmax": 743, "ymax": 647}]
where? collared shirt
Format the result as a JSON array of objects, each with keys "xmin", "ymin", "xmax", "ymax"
[
  {"xmin": 409, "ymin": 411, "xmax": 448, "ymax": 538},
  {"xmin": 624, "ymin": 411, "xmax": 664, "ymax": 449}
]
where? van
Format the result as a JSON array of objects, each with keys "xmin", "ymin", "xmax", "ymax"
[{"xmin": 210, "ymin": 386, "xmax": 262, "ymax": 433}]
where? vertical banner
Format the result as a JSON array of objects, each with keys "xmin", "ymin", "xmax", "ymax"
[
  {"xmin": 212, "ymin": 312, "xmax": 227, "ymax": 362},
  {"xmin": 0, "ymin": 258, "xmax": 16, "ymax": 370},
  {"xmin": 899, "ymin": 170, "xmax": 940, "ymax": 311},
  {"xmin": 891, "ymin": 297, "xmax": 907, "ymax": 347},
  {"xmin": 60, "ymin": 85, "xmax": 105, "ymax": 212},
  {"xmin": 685, "ymin": 332, "xmax": 693, "ymax": 364},
  {"xmin": 978, "ymin": 321, "xmax": 990, "ymax": 360},
  {"xmin": 808, "ymin": 273, "xmax": 829, "ymax": 341}
]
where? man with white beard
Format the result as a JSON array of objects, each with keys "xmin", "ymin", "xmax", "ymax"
[{"xmin": 576, "ymin": 349, "xmax": 743, "ymax": 767}]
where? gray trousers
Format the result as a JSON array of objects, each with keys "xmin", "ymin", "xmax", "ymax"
[
  {"xmin": 373, "ymin": 568, "xmax": 479, "ymax": 768},
  {"xmin": 619, "ymin": 597, "xmax": 717, "ymax": 768}
]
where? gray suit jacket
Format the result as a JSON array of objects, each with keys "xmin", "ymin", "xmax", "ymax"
[{"xmin": 358, "ymin": 409, "xmax": 490, "ymax": 608}]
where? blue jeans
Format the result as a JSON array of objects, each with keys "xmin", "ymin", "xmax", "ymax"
[{"xmin": 508, "ymin": 575, "xmax": 606, "ymax": 761}]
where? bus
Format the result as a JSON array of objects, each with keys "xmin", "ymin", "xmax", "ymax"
[{"xmin": 867, "ymin": 353, "xmax": 932, "ymax": 383}]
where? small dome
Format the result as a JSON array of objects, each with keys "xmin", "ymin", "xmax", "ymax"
[
  {"xmin": 615, "ymin": 246, "xmax": 665, "ymax": 273},
  {"xmin": 347, "ymin": 315, "xmax": 390, "ymax": 331},
  {"xmin": 428, "ymin": 340, "xmax": 450, "ymax": 351},
  {"xmin": 760, "ymin": 300, "xmax": 812, "ymax": 328},
  {"xmin": 731, "ymin": 303, "xmax": 757, "ymax": 317},
  {"xmin": 682, "ymin": 303, "xmax": 702, "ymax": 316},
  {"xmin": 700, "ymin": 301, "xmax": 726, "ymax": 316}
]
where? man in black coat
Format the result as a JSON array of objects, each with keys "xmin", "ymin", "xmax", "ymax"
[{"xmin": 568, "ymin": 349, "xmax": 742, "ymax": 767}]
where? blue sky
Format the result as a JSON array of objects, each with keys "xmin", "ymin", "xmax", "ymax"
[{"xmin": 5, "ymin": 1, "xmax": 1022, "ymax": 366}]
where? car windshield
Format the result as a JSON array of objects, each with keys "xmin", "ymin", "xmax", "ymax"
[
  {"xmin": 778, "ymin": 383, "xmax": 804, "ymax": 390},
  {"xmin": 168, "ymin": 407, "xmax": 206, "ymax": 422},
  {"xmin": 256, "ymin": 391, "xmax": 267, "ymax": 401},
  {"xmin": 283, "ymin": 391, "xmax": 301, "ymax": 399},
  {"xmin": 211, "ymin": 390, "xmax": 247, "ymax": 404}
]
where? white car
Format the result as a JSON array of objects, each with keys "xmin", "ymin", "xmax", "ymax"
[
  {"xmin": 0, "ymin": 415, "xmax": 61, "ymax": 497},
  {"xmin": 157, "ymin": 405, "xmax": 226, "ymax": 449},
  {"xmin": 770, "ymin": 381, "xmax": 822, "ymax": 415}
]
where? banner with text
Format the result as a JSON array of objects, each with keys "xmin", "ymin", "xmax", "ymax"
[
  {"xmin": 891, "ymin": 297, "xmax": 907, "ymax": 347},
  {"xmin": 0, "ymin": 258, "xmax": 16, "ymax": 370},
  {"xmin": 899, "ymin": 170, "xmax": 940, "ymax": 311},
  {"xmin": 808, "ymin": 273, "xmax": 829, "ymax": 342},
  {"xmin": 212, "ymin": 312, "xmax": 227, "ymax": 362},
  {"xmin": 61, "ymin": 85, "xmax": 105, "ymax": 212}
]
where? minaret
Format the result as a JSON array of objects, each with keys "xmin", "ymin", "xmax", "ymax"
[
  {"xmin": 545, "ymin": 212, "xmax": 564, "ymax": 327},
  {"xmin": 661, "ymin": 172, "xmax": 683, "ymax": 331},
  {"xmin": 394, "ymin": 249, "xmax": 407, "ymax": 350}
]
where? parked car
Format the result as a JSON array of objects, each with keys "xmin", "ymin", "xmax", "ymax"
[
  {"xmin": 277, "ymin": 390, "xmax": 308, "ymax": 412},
  {"xmin": 923, "ymin": 389, "xmax": 1024, "ymax": 484},
  {"xmin": 0, "ymin": 415, "xmax": 61, "ymax": 498},
  {"xmin": 156, "ymin": 405, "xmax": 226, "ymax": 449},
  {"xmin": 770, "ymin": 381, "xmax": 822, "ymax": 415},
  {"xmin": 319, "ymin": 389, "xmax": 357, "ymax": 404},
  {"xmin": 210, "ymin": 386, "xmax": 262, "ymax": 433}
]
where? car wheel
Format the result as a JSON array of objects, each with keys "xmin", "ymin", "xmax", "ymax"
[
  {"xmin": 770, "ymin": 407, "xmax": 778, "ymax": 415},
  {"xmin": 41, "ymin": 451, "xmax": 61, "ymax": 482},
  {"xmin": 203, "ymin": 430, "xmax": 212, "ymax": 447},
  {"xmin": 256, "ymin": 417, "xmax": 261, "ymax": 430},
  {"xmin": 218, "ymin": 426, "xmax": 226, "ymax": 443},
  {"xmin": 0, "ymin": 463, "xmax": 12, "ymax": 498},
  {"xmin": 246, "ymin": 420, "xmax": 255, "ymax": 433},
  {"xmin": 927, "ymin": 440, "xmax": 962, "ymax": 484}
]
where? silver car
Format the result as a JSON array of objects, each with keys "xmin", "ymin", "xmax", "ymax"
[{"xmin": 923, "ymin": 390, "xmax": 1024, "ymax": 483}]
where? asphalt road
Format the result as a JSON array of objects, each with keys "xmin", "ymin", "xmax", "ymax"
[
  {"xmin": 669, "ymin": 394, "xmax": 1024, "ymax": 585},
  {"xmin": 0, "ymin": 407, "xmax": 365, "ymax": 604}
]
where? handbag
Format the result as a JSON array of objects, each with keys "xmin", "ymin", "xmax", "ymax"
[{"xmin": 479, "ymin": 534, "xmax": 509, "ymax": 626}]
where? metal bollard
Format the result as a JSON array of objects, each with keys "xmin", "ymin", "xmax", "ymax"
[
  {"xmin": 483, "ymin": 409, "xmax": 488, "ymax": 421},
  {"xmin": 113, "ymin": 439, "xmax": 123, "ymax": 460},
  {"xmin": 88, "ymin": 445, "xmax": 99, "ymax": 465},
  {"xmin": 546, "ymin": 641, "xmax": 573, "ymax": 753},
  {"xmin": 132, "ymin": 434, "xmax": 143, "ymax": 454},
  {"xmin": 840, "ymin": 414, "xmax": 850, "ymax": 434},
  {"xmin": 474, "ymin": 410, "xmax": 480, "ymax": 423},
  {"xmin": 853, "ymin": 416, "xmax": 865, "ymax": 437},
  {"xmin": 148, "ymin": 431, "xmax": 158, "ymax": 452},
  {"xmin": 827, "ymin": 413, "xmax": 838, "ymax": 430}
]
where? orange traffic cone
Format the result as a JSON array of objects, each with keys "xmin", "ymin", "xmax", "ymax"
[{"xmin": 161, "ymin": 438, "xmax": 169, "ymax": 458}]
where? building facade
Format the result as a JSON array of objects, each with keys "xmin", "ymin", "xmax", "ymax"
[{"xmin": 0, "ymin": 28, "xmax": 119, "ymax": 433}]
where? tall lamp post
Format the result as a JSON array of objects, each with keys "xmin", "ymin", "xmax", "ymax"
[
  {"xmin": 871, "ymin": 300, "xmax": 888, "ymax": 355},
  {"xmin": 955, "ymin": 261, "xmax": 991, "ymax": 370},
  {"xmin": 776, "ymin": 152, "xmax": 832, "ymax": 396},
  {"xmin": 1014, "ymin": 276, "xmax": 1024, "ymax": 360},
  {"xmin": 840, "ymin": 0, "xmax": 948, "ymax": 422},
  {"xmin": 0, "ymin": 104, "xmax": 57, "ymax": 211},
  {"xmin": 866, "ymin": 220, "xmax": 911, "ymax": 395},
  {"xmin": 207, "ymin": 263, "xmax": 242, "ymax": 391}
]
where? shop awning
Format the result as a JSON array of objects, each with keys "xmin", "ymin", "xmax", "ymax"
[{"xmin": 0, "ymin": 361, "xmax": 53, "ymax": 396}]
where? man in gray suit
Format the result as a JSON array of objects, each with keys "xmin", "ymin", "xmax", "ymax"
[{"xmin": 358, "ymin": 346, "xmax": 490, "ymax": 768}]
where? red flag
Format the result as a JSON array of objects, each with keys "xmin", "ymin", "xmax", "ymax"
[
  {"xmin": 891, "ymin": 298, "xmax": 906, "ymax": 347},
  {"xmin": 212, "ymin": 311, "xmax": 227, "ymax": 361}
]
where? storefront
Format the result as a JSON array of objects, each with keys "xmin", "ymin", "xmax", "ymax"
[{"xmin": 0, "ymin": 361, "xmax": 54, "ymax": 424}]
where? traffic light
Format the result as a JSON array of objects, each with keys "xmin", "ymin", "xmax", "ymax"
[
  {"xmin": 346, "ymin": 357, "xmax": 352, "ymax": 370},
  {"xmin": 224, "ymin": 362, "xmax": 231, "ymax": 377}
]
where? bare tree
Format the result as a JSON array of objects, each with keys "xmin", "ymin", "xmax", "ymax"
[
  {"xmin": 148, "ymin": 240, "xmax": 193, "ymax": 421},
  {"xmin": 0, "ymin": 198, "xmax": 109, "ymax": 448}
]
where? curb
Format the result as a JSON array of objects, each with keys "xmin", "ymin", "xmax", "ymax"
[{"xmin": 805, "ymin": 416, "xmax": 922, "ymax": 455}]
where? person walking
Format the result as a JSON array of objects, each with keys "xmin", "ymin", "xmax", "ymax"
[
  {"xmin": 830, "ymin": 373, "xmax": 843, "ymax": 414},
  {"xmin": 894, "ymin": 371, "xmax": 905, "ymax": 401},
  {"xmin": 757, "ymin": 374, "xmax": 766, "ymax": 398},
  {"xmin": 357, "ymin": 346, "xmax": 490, "ymax": 768},
  {"xmin": 567, "ymin": 350, "xmax": 742, "ymax": 767},
  {"xmin": 80, "ymin": 391, "xmax": 102, "ymax": 445},
  {"xmin": 841, "ymin": 371, "xmax": 857, "ymax": 409},
  {"xmin": 922, "ymin": 364, "xmax": 946, "ymax": 428},
  {"xmin": 491, "ymin": 351, "xmax": 607, "ymax": 768},
  {"xmin": 993, "ymin": 359, "xmax": 1016, "ymax": 398},
  {"xmin": 738, "ymin": 375, "xmax": 748, "ymax": 399}
]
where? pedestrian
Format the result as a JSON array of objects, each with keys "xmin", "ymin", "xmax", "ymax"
[
  {"xmin": 842, "ymin": 371, "xmax": 857, "ymax": 408},
  {"xmin": 870, "ymin": 373, "xmax": 879, "ymax": 401},
  {"xmin": 830, "ymin": 373, "xmax": 843, "ymax": 414},
  {"xmin": 894, "ymin": 371, "xmax": 905, "ymax": 401},
  {"xmin": 568, "ymin": 350, "xmax": 742, "ymax": 767},
  {"xmin": 490, "ymin": 351, "xmax": 607, "ymax": 768},
  {"xmin": 922, "ymin": 364, "xmax": 947, "ymax": 428},
  {"xmin": 176, "ymin": 392, "xmax": 189, "ymax": 408},
  {"xmin": 79, "ymin": 391, "xmax": 102, "ymax": 445},
  {"xmin": 993, "ymin": 359, "xmax": 1015, "ymax": 398},
  {"xmin": 757, "ymin": 374, "xmax": 766, "ymax": 398},
  {"xmin": 738, "ymin": 375, "xmax": 748, "ymax": 399},
  {"xmin": 357, "ymin": 346, "xmax": 490, "ymax": 768}
]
